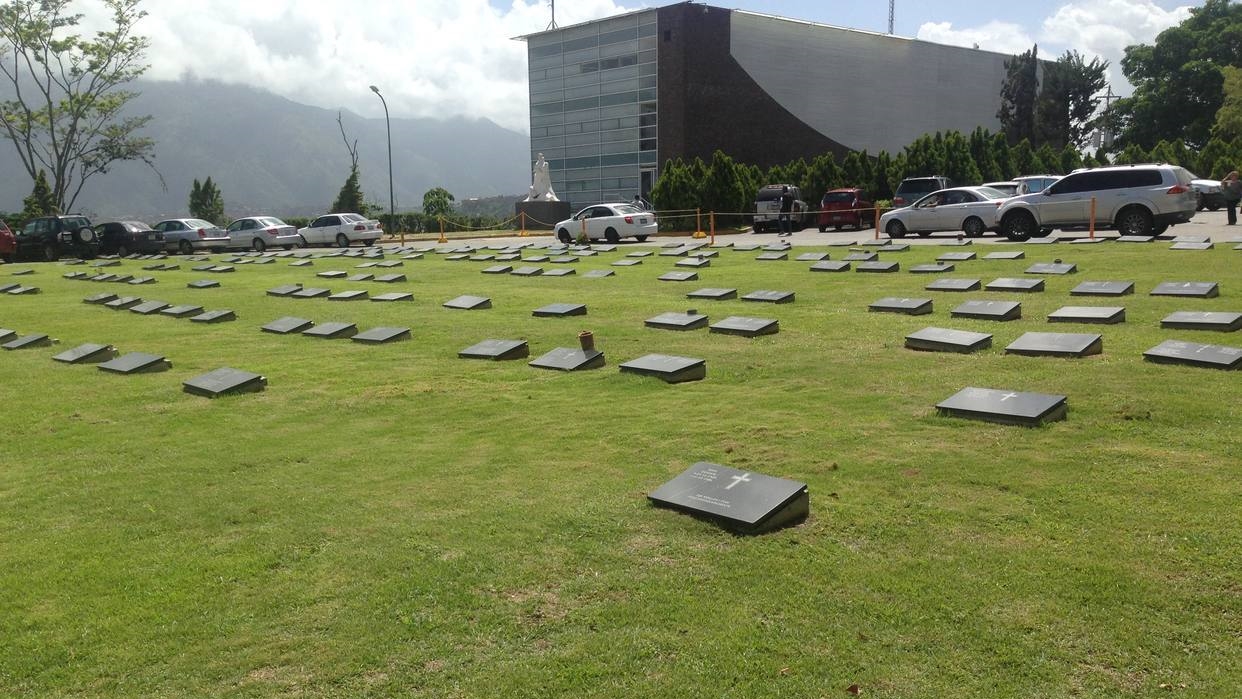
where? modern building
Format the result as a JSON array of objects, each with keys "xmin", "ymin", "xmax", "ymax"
[{"xmin": 519, "ymin": 2, "xmax": 1014, "ymax": 207}]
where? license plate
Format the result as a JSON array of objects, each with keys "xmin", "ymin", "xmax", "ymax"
[
  {"xmin": 832, "ymin": 215, "xmax": 844, "ymax": 221},
  {"xmin": 639, "ymin": 218, "xmax": 648, "ymax": 224}
]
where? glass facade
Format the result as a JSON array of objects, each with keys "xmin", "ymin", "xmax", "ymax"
[{"xmin": 526, "ymin": 10, "xmax": 658, "ymax": 207}]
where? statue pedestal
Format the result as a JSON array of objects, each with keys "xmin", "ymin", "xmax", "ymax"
[{"xmin": 516, "ymin": 200, "xmax": 572, "ymax": 230}]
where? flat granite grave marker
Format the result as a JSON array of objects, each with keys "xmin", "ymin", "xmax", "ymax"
[
  {"xmin": 328, "ymin": 290, "xmax": 369, "ymax": 301},
  {"xmin": 687, "ymin": 287, "xmax": 737, "ymax": 300},
  {"xmin": 619, "ymin": 353, "xmax": 706, "ymax": 383},
  {"xmin": 190, "ymin": 264, "xmax": 215, "ymax": 272},
  {"xmin": 937, "ymin": 386, "xmax": 1068, "ymax": 426},
  {"xmin": 1025, "ymin": 237, "xmax": 1058, "ymax": 245},
  {"xmin": 6, "ymin": 285, "xmax": 39, "ymax": 295},
  {"xmin": 904, "ymin": 327, "xmax": 992, "ymax": 353},
  {"xmin": 495, "ymin": 254, "xmax": 520, "ymax": 262},
  {"xmin": 291, "ymin": 287, "xmax": 330, "ymax": 299},
  {"xmin": 910, "ymin": 263, "xmax": 954, "ymax": 273},
  {"xmin": 1171, "ymin": 235, "xmax": 1210, "ymax": 244},
  {"xmin": 755, "ymin": 252, "xmax": 788, "ymax": 261},
  {"xmin": 190, "ymin": 309, "xmax": 236, "ymax": 323},
  {"xmin": 0, "ymin": 283, "xmax": 23, "ymax": 292},
  {"xmin": 1143, "ymin": 339, "xmax": 1242, "ymax": 369},
  {"xmin": 317, "ymin": 270, "xmax": 348, "ymax": 279},
  {"xmin": 926, "ymin": 278, "xmax": 982, "ymax": 292},
  {"xmin": 1151, "ymin": 282, "xmax": 1219, "ymax": 298},
  {"xmin": 187, "ymin": 279, "xmax": 220, "ymax": 289},
  {"xmin": 543, "ymin": 268, "xmax": 576, "ymax": 277},
  {"xmin": 709, "ymin": 316, "xmax": 779, "ymax": 337},
  {"xmin": 742, "ymin": 289, "xmax": 794, "ymax": 304},
  {"xmin": 9, "ymin": 269, "xmax": 34, "ymax": 276},
  {"xmin": 951, "ymin": 300, "xmax": 1021, "ymax": 321},
  {"xmin": 129, "ymin": 300, "xmax": 170, "ymax": 315},
  {"xmin": 53, "ymin": 343, "xmax": 118, "ymax": 364},
  {"xmin": 533, "ymin": 302, "xmax": 588, "ymax": 318},
  {"xmin": 443, "ymin": 295, "xmax": 492, "ymax": 310},
  {"xmin": 208, "ymin": 265, "xmax": 234, "ymax": 273},
  {"xmin": 1025, "ymin": 262, "xmax": 1077, "ymax": 274},
  {"xmin": 1005, "ymin": 332, "xmax": 1103, "ymax": 357},
  {"xmin": 355, "ymin": 261, "xmax": 379, "ymax": 268},
  {"xmin": 2, "ymin": 333, "xmax": 53, "ymax": 350},
  {"xmin": 732, "ymin": 243, "xmax": 760, "ymax": 251},
  {"xmin": 371, "ymin": 291, "xmax": 413, "ymax": 302},
  {"xmin": 83, "ymin": 292, "xmax": 118, "ymax": 304},
  {"xmin": 127, "ymin": 276, "xmax": 156, "ymax": 285},
  {"xmin": 648, "ymin": 462, "xmax": 809, "ymax": 535},
  {"xmin": 983, "ymin": 251, "xmax": 1025, "ymax": 260},
  {"xmin": 469, "ymin": 255, "xmax": 496, "ymax": 262},
  {"xmin": 869, "ymin": 297, "xmax": 933, "ymax": 315},
  {"xmin": 267, "ymin": 284, "xmax": 303, "ymax": 297},
  {"xmin": 549, "ymin": 256, "xmax": 578, "ymax": 264},
  {"xmin": 1070, "ymin": 281, "xmax": 1134, "ymax": 296},
  {"xmin": 511, "ymin": 266, "xmax": 544, "ymax": 276},
  {"xmin": 160, "ymin": 304, "xmax": 204, "ymax": 318},
  {"xmin": 523, "ymin": 255, "xmax": 549, "ymax": 263},
  {"xmin": 796, "ymin": 252, "xmax": 829, "ymax": 261},
  {"xmin": 529, "ymin": 347, "xmax": 606, "ymax": 371},
  {"xmin": 1115, "ymin": 235, "xmax": 1155, "ymax": 243},
  {"xmin": 689, "ymin": 250, "xmax": 718, "ymax": 259},
  {"xmin": 938, "ymin": 252, "xmax": 977, "ymax": 261},
  {"xmin": 659, "ymin": 271, "xmax": 699, "ymax": 282},
  {"xmin": 262, "ymin": 316, "xmax": 314, "ymax": 334},
  {"xmin": 377, "ymin": 260, "xmax": 403, "ymax": 268},
  {"xmin": 302, "ymin": 322, "xmax": 358, "ymax": 339},
  {"xmin": 290, "ymin": 260, "xmax": 313, "ymax": 267},
  {"xmin": 612, "ymin": 259, "xmax": 642, "ymax": 267},
  {"xmin": 810, "ymin": 260, "xmax": 850, "ymax": 272},
  {"xmin": 352, "ymin": 326, "xmax": 412, "ymax": 344},
  {"xmin": 659, "ymin": 248, "xmax": 689, "ymax": 257},
  {"xmin": 109, "ymin": 274, "xmax": 134, "ymax": 283},
  {"xmin": 583, "ymin": 269, "xmax": 615, "ymax": 278},
  {"xmin": 104, "ymin": 296, "xmax": 142, "ymax": 310},
  {"xmin": 626, "ymin": 251, "xmax": 653, "ymax": 257},
  {"xmin": 458, "ymin": 339, "xmax": 529, "ymax": 360},
  {"xmin": 1170, "ymin": 242, "xmax": 1214, "ymax": 251},
  {"xmin": 1048, "ymin": 306, "xmax": 1126, "ymax": 324},
  {"xmin": 98, "ymin": 352, "xmax": 170, "ymax": 374},
  {"xmin": 347, "ymin": 273, "xmax": 374, "ymax": 282},
  {"xmin": 64, "ymin": 271, "xmax": 88, "ymax": 280},
  {"xmin": 482, "ymin": 265, "xmax": 512, "ymax": 274},
  {"xmin": 843, "ymin": 251, "xmax": 878, "ymax": 262},
  {"xmin": 986, "ymin": 277, "xmax": 1044, "ymax": 293},
  {"xmin": 1160, "ymin": 311, "xmax": 1242, "ymax": 332},
  {"xmin": 92, "ymin": 260, "xmax": 121, "ymax": 267},
  {"xmin": 677, "ymin": 257, "xmax": 711, "ymax": 268},
  {"xmin": 0, "ymin": 328, "xmax": 16, "ymax": 343},
  {"xmin": 645, "ymin": 311, "xmax": 709, "ymax": 331},
  {"xmin": 856, "ymin": 261, "xmax": 899, "ymax": 273},
  {"xmin": 183, "ymin": 367, "xmax": 267, "ymax": 397},
  {"xmin": 375, "ymin": 273, "xmax": 406, "ymax": 283}
]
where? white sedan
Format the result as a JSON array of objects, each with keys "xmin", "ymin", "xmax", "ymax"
[
  {"xmin": 554, "ymin": 203, "xmax": 657, "ymax": 243},
  {"xmin": 880, "ymin": 186, "xmax": 1009, "ymax": 239},
  {"xmin": 224, "ymin": 216, "xmax": 302, "ymax": 251},
  {"xmin": 298, "ymin": 212, "xmax": 382, "ymax": 247}
]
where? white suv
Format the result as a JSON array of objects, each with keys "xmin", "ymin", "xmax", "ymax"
[{"xmin": 997, "ymin": 164, "xmax": 1197, "ymax": 240}]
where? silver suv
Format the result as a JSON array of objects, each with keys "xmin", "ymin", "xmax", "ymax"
[{"xmin": 997, "ymin": 164, "xmax": 1196, "ymax": 240}]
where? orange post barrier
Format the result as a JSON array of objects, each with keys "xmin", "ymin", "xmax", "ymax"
[
  {"xmin": 693, "ymin": 208, "xmax": 705, "ymax": 238},
  {"xmin": 520, "ymin": 211, "xmax": 527, "ymax": 237},
  {"xmin": 1089, "ymin": 197, "xmax": 1096, "ymax": 239},
  {"xmin": 709, "ymin": 211, "xmax": 716, "ymax": 245},
  {"xmin": 437, "ymin": 216, "xmax": 448, "ymax": 244}
]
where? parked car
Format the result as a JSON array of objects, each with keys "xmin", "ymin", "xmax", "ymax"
[
  {"xmin": 298, "ymin": 212, "xmax": 383, "ymax": 247},
  {"xmin": 880, "ymin": 186, "xmax": 1009, "ymax": 238},
  {"xmin": 0, "ymin": 221, "xmax": 15, "ymax": 263},
  {"xmin": 982, "ymin": 181, "xmax": 1020, "ymax": 196},
  {"xmin": 14, "ymin": 214, "xmax": 98, "ymax": 261},
  {"xmin": 94, "ymin": 220, "xmax": 165, "ymax": 256},
  {"xmin": 892, "ymin": 176, "xmax": 952, "ymax": 208},
  {"xmin": 1190, "ymin": 178, "xmax": 1224, "ymax": 211},
  {"xmin": 997, "ymin": 164, "xmax": 1197, "ymax": 240},
  {"xmin": 817, "ymin": 188, "xmax": 874, "ymax": 231},
  {"xmin": 1014, "ymin": 175, "xmax": 1062, "ymax": 195},
  {"xmin": 224, "ymin": 216, "xmax": 302, "ymax": 251},
  {"xmin": 554, "ymin": 203, "xmax": 657, "ymax": 243},
  {"xmin": 753, "ymin": 184, "xmax": 808, "ymax": 233},
  {"xmin": 152, "ymin": 218, "xmax": 230, "ymax": 254}
]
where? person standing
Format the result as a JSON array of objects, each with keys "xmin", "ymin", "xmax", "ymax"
[
  {"xmin": 1222, "ymin": 170, "xmax": 1241, "ymax": 226},
  {"xmin": 778, "ymin": 185, "xmax": 794, "ymax": 237}
]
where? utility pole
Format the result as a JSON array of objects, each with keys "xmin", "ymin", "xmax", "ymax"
[
  {"xmin": 888, "ymin": 0, "xmax": 895, "ymax": 34},
  {"xmin": 546, "ymin": 0, "xmax": 557, "ymax": 30}
]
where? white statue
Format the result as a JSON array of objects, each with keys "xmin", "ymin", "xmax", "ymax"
[{"xmin": 526, "ymin": 152, "xmax": 558, "ymax": 202}]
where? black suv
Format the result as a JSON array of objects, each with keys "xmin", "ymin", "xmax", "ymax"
[{"xmin": 15, "ymin": 215, "xmax": 99, "ymax": 261}]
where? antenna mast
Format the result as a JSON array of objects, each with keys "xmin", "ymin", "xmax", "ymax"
[
  {"xmin": 888, "ymin": 0, "xmax": 895, "ymax": 34},
  {"xmin": 547, "ymin": 0, "xmax": 557, "ymax": 30}
]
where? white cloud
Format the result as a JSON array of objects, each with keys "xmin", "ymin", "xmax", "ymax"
[{"xmin": 915, "ymin": 20, "xmax": 1037, "ymax": 57}]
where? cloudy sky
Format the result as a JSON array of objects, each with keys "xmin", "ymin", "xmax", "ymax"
[{"xmin": 114, "ymin": 0, "xmax": 1199, "ymax": 133}]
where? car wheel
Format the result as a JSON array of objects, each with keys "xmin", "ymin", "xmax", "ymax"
[
  {"xmin": 116, "ymin": 244, "xmax": 129, "ymax": 257},
  {"xmin": 362, "ymin": 239, "xmax": 374, "ymax": 247},
  {"xmin": 962, "ymin": 217, "xmax": 985, "ymax": 238},
  {"xmin": 297, "ymin": 236, "xmax": 307, "ymax": 248},
  {"xmin": 74, "ymin": 227, "xmax": 96, "ymax": 244},
  {"xmin": 604, "ymin": 227, "xmax": 621, "ymax": 244},
  {"xmin": 252, "ymin": 238, "xmax": 266, "ymax": 252},
  {"xmin": 885, "ymin": 220, "xmax": 907, "ymax": 238},
  {"xmin": 336, "ymin": 233, "xmax": 350, "ymax": 248},
  {"xmin": 1207, "ymin": 204, "xmax": 1220, "ymax": 212},
  {"xmin": 178, "ymin": 240, "xmax": 193, "ymax": 254},
  {"xmin": 1196, "ymin": 193, "xmax": 1204, "ymax": 211},
  {"xmin": 42, "ymin": 242, "xmax": 59, "ymax": 261},
  {"xmin": 916, "ymin": 230, "xmax": 932, "ymax": 238},
  {"xmin": 1152, "ymin": 222, "xmax": 1170, "ymax": 235},
  {"xmin": 1002, "ymin": 211, "xmax": 1036, "ymax": 241},
  {"xmin": 635, "ymin": 235, "xmax": 648, "ymax": 242},
  {"xmin": 1034, "ymin": 227, "xmax": 1054, "ymax": 238},
  {"xmin": 834, "ymin": 225, "xmax": 843, "ymax": 231},
  {"xmin": 818, "ymin": 225, "xmax": 826, "ymax": 233},
  {"xmin": 557, "ymin": 228, "xmax": 572, "ymax": 244},
  {"xmin": 1115, "ymin": 206, "xmax": 1153, "ymax": 237}
]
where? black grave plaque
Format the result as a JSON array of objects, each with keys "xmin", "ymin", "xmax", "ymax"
[
  {"xmin": 291, "ymin": 287, "xmax": 330, "ymax": 298},
  {"xmin": 104, "ymin": 296, "xmax": 142, "ymax": 310},
  {"xmin": 347, "ymin": 273, "xmax": 374, "ymax": 282},
  {"xmin": 938, "ymin": 252, "xmax": 977, "ymax": 261},
  {"xmin": 328, "ymin": 290, "xmax": 369, "ymax": 301},
  {"xmin": 648, "ymin": 462, "xmax": 809, "ymax": 535},
  {"xmin": 377, "ymin": 260, "xmax": 402, "ymax": 268},
  {"xmin": 98, "ymin": 352, "xmax": 170, "ymax": 374},
  {"xmin": 183, "ymin": 367, "xmax": 267, "ymax": 397},
  {"xmin": 687, "ymin": 287, "xmax": 737, "ymax": 301},
  {"xmin": 267, "ymin": 284, "xmax": 303, "ymax": 297},
  {"xmin": 190, "ymin": 309, "xmax": 236, "ymax": 323},
  {"xmin": 925, "ymin": 278, "xmax": 982, "ymax": 292},
  {"xmin": 355, "ymin": 261, "xmax": 378, "ymax": 268},
  {"xmin": 910, "ymin": 263, "xmax": 954, "ymax": 273},
  {"xmin": 810, "ymin": 260, "xmax": 850, "ymax": 272},
  {"xmin": 856, "ymin": 261, "xmax": 899, "ymax": 273},
  {"xmin": 482, "ymin": 265, "xmax": 512, "ymax": 274},
  {"xmin": 755, "ymin": 252, "xmax": 788, "ymax": 261},
  {"xmin": 543, "ymin": 268, "xmax": 576, "ymax": 277},
  {"xmin": 52, "ymin": 343, "xmax": 117, "ymax": 364},
  {"xmin": 262, "ymin": 316, "xmax": 314, "ymax": 334},
  {"xmin": 951, "ymin": 300, "xmax": 1021, "ymax": 321},
  {"xmin": 187, "ymin": 279, "xmax": 220, "ymax": 289},
  {"xmin": 458, "ymin": 339, "xmax": 529, "ymax": 360},
  {"xmin": 533, "ymin": 303, "xmax": 587, "ymax": 318},
  {"xmin": 352, "ymin": 326, "xmax": 412, "ymax": 344},
  {"xmin": 626, "ymin": 251, "xmax": 654, "ymax": 257},
  {"xmin": 529, "ymin": 347, "xmax": 606, "ymax": 371},
  {"xmin": 2, "ymin": 333, "xmax": 52, "ymax": 350},
  {"xmin": 677, "ymin": 257, "xmax": 711, "ymax": 268},
  {"xmin": 549, "ymin": 256, "xmax": 578, "ymax": 264},
  {"xmin": 983, "ymin": 251, "xmax": 1025, "ymax": 260},
  {"xmin": 160, "ymin": 304, "xmax": 204, "ymax": 318},
  {"xmin": 511, "ymin": 266, "xmax": 543, "ymax": 276},
  {"xmin": 659, "ymin": 271, "xmax": 698, "ymax": 282},
  {"xmin": 6, "ymin": 285, "xmax": 39, "ymax": 295},
  {"xmin": 1160, "ymin": 311, "xmax": 1242, "ymax": 332},
  {"xmin": 289, "ymin": 260, "xmax": 313, "ymax": 267},
  {"xmin": 0, "ymin": 328, "xmax": 15, "ymax": 343},
  {"xmin": 844, "ymin": 252, "xmax": 878, "ymax": 262},
  {"xmin": 645, "ymin": 311, "xmax": 709, "ymax": 331},
  {"xmin": 1004, "ymin": 332, "xmax": 1102, "ymax": 357},
  {"xmin": 741, "ymin": 290, "xmax": 794, "ymax": 304},
  {"xmin": 83, "ymin": 292, "xmax": 118, "ymax": 304},
  {"xmin": 129, "ymin": 300, "xmax": 170, "ymax": 315},
  {"xmin": 985, "ymin": 277, "xmax": 1044, "ymax": 293},
  {"xmin": 583, "ymin": 269, "xmax": 615, "ymax": 278},
  {"xmin": 302, "ymin": 322, "xmax": 358, "ymax": 339},
  {"xmin": 869, "ymin": 297, "xmax": 933, "ymax": 315},
  {"xmin": 1025, "ymin": 263, "xmax": 1077, "ymax": 275},
  {"xmin": 612, "ymin": 259, "xmax": 642, "ymax": 267},
  {"xmin": 522, "ymin": 255, "xmax": 549, "ymax": 263},
  {"xmin": 126, "ymin": 276, "xmax": 156, "ymax": 285},
  {"xmin": 619, "ymin": 353, "xmax": 706, "ymax": 383},
  {"xmin": 796, "ymin": 252, "xmax": 828, "ymax": 261},
  {"xmin": 1047, "ymin": 306, "xmax": 1125, "ymax": 324},
  {"xmin": 1150, "ymin": 282, "xmax": 1219, "ymax": 298},
  {"xmin": 208, "ymin": 265, "xmax": 234, "ymax": 273},
  {"xmin": 709, "ymin": 316, "xmax": 779, "ymax": 337},
  {"xmin": 904, "ymin": 327, "xmax": 992, "ymax": 353},
  {"xmin": 936, "ymin": 386, "xmax": 1067, "ymax": 426},
  {"xmin": 1070, "ymin": 281, "xmax": 1134, "ymax": 296},
  {"xmin": 1170, "ymin": 242, "xmax": 1214, "ymax": 251},
  {"xmin": 1143, "ymin": 340, "xmax": 1242, "ymax": 370},
  {"xmin": 317, "ymin": 270, "xmax": 348, "ymax": 279}
]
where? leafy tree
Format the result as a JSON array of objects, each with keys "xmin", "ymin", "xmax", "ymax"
[
  {"xmin": 0, "ymin": 0, "xmax": 158, "ymax": 212},
  {"xmin": 421, "ymin": 187, "xmax": 455, "ymax": 219},
  {"xmin": 1113, "ymin": 0, "xmax": 1242, "ymax": 149},
  {"xmin": 970, "ymin": 127, "xmax": 1002, "ymax": 182},
  {"xmin": 1035, "ymin": 143, "xmax": 1062, "ymax": 173},
  {"xmin": 1059, "ymin": 144, "xmax": 1084, "ymax": 174},
  {"xmin": 188, "ymin": 177, "xmax": 224, "ymax": 224},
  {"xmin": 805, "ymin": 153, "xmax": 843, "ymax": 204},
  {"xmin": 331, "ymin": 165, "xmax": 367, "ymax": 215},
  {"xmin": 839, "ymin": 151, "xmax": 866, "ymax": 188},
  {"xmin": 1035, "ymin": 50, "xmax": 1109, "ymax": 149},
  {"xmin": 1010, "ymin": 138, "xmax": 1039, "ymax": 175},
  {"xmin": 870, "ymin": 151, "xmax": 894, "ymax": 200},
  {"xmin": 1114, "ymin": 143, "xmax": 1150, "ymax": 165},
  {"xmin": 991, "ymin": 132, "xmax": 1015, "ymax": 179},
  {"xmin": 21, "ymin": 169, "xmax": 55, "ymax": 218},
  {"xmin": 700, "ymin": 150, "xmax": 751, "ymax": 227},
  {"xmin": 998, "ymin": 44, "xmax": 1040, "ymax": 145},
  {"xmin": 943, "ymin": 131, "xmax": 982, "ymax": 184},
  {"xmin": 1213, "ymin": 65, "xmax": 1242, "ymax": 141}
]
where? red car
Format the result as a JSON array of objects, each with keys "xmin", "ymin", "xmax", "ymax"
[
  {"xmin": 817, "ymin": 188, "xmax": 874, "ymax": 231},
  {"xmin": 0, "ymin": 221, "xmax": 15, "ymax": 262}
]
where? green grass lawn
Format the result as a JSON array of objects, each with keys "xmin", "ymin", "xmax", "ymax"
[{"xmin": 1, "ymin": 240, "xmax": 1239, "ymax": 698}]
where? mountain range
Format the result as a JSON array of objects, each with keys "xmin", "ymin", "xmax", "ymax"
[{"xmin": 0, "ymin": 79, "xmax": 531, "ymax": 220}]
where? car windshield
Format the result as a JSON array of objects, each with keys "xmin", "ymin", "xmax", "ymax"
[
  {"xmin": 755, "ymin": 188, "xmax": 788, "ymax": 202},
  {"xmin": 897, "ymin": 180, "xmax": 941, "ymax": 194},
  {"xmin": 821, "ymin": 192, "xmax": 855, "ymax": 203}
]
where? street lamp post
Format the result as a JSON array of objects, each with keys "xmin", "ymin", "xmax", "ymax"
[{"xmin": 370, "ymin": 85, "xmax": 395, "ymax": 235}]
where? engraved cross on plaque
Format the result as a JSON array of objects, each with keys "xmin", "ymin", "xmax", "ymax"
[
  {"xmin": 1000, "ymin": 392, "xmax": 1019, "ymax": 401},
  {"xmin": 725, "ymin": 472, "xmax": 752, "ymax": 490}
]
